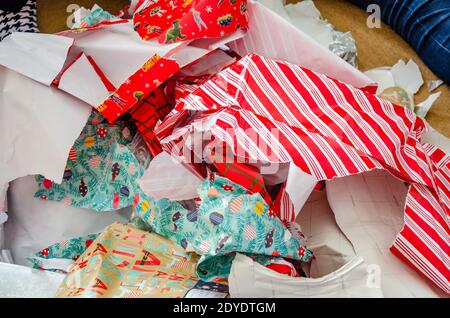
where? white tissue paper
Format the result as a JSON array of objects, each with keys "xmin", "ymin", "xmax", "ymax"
[{"xmin": 0, "ymin": 262, "xmax": 65, "ymax": 298}]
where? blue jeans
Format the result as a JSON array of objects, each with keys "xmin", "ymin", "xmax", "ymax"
[{"xmin": 348, "ymin": 0, "xmax": 450, "ymax": 84}]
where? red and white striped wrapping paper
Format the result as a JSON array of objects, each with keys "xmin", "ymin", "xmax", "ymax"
[{"xmin": 155, "ymin": 54, "xmax": 449, "ymax": 293}]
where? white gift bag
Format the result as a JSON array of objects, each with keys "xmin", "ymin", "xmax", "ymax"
[{"xmin": 229, "ymin": 253, "xmax": 383, "ymax": 298}]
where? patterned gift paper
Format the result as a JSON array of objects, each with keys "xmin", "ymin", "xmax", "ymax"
[
  {"xmin": 56, "ymin": 222, "xmax": 200, "ymax": 298},
  {"xmin": 28, "ymin": 233, "xmax": 99, "ymax": 272},
  {"xmin": 97, "ymin": 54, "xmax": 180, "ymax": 124},
  {"xmin": 155, "ymin": 53, "xmax": 450, "ymax": 293},
  {"xmin": 129, "ymin": 86, "xmax": 174, "ymax": 156},
  {"xmin": 35, "ymin": 112, "xmax": 144, "ymax": 212},
  {"xmin": 135, "ymin": 173, "xmax": 312, "ymax": 281},
  {"xmin": 133, "ymin": 0, "xmax": 248, "ymax": 43}
]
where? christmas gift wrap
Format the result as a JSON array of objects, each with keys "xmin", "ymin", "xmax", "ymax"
[
  {"xmin": 35, "ymin": 112, "xmax": 145, "ymax": 212},
  {"xmin": 56, "ymin": 222, "xmax": 200, "ymax": 298},
  {"xmin": 28, "ymin": 233, "xmax": 99, "ymax": 272},
  {"xmin": 133, "ymin": 0, "xmax": 248, "ymax": 43},
  {"xmin": 135, "ymin": 173, "xmax": 312, "ymax": 281},
  {"xmin": 97, "ymin": 54, "xmax": 180, "ymax": 124}
]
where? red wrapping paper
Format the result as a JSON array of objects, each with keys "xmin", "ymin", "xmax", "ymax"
[
  {"xmin": 133, "ymin": 0, "xmax": 248, "ymax": 43},
  {"xmin": 97, "ymin": 54, "xmax": 180, "ymax": 123}
]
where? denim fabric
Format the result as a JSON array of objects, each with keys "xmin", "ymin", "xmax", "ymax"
[{"xmin": 348, "ymin": 0, "xmax": 450, "ymax": 84}]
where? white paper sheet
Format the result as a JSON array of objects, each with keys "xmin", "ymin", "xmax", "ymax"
[
  {"xmin": 0, "ymin": 66, "xmax": 92, "ymax": 214},
  {"xmin": 228, "ymin": 0, "xmax": 373, "ymax": 88},
  {"xmin": 326, "ymin": 169, "xmax": 447, "ymax": 298},
  {"xmin": 58, "ymin": 53, "xmax": 111, "ymax": 107},
  {"xmin": 138, "ymin": 152, "xmax": 202, "ymax": 201},
  {"xmin": 0, "ymin": 262, "xmax": 65, "ymax": 298},
  {"xmin": 0, "ymin": 33, "xmax": 74, "ymax": 86},
  {"xmin": 4, "ymin": 176, "xmax": 133, "ymax": 266},
  {"xmin": 60, "ymin": 22, "xmax": 187, "ymax": 87},
  {"xmin": 427, "ymin": 79, "xmax": 444, "ymax": 92},
  {"xmin": 285, "ymin": 164, "xmax": 317, "ymax": 216}
]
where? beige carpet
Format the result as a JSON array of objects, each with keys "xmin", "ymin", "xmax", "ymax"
[{"xmin": 37, "ymin": 0, "xmax": 449, "ymax": 137}]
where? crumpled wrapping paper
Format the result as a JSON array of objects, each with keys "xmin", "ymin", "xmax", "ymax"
[
  {"xmin": 155, "ymin": 53, "xmax": 450, "ymax": 293},
  {"xmin": 56, "ymin": 222, "xmax": 199, "ymax": 298},
  {"xmin": 135, "ymin": 173, "xmax": 312, "ymax": 281},
  {"xmin": 34, "ymin": 112, "xmax": 144, "ymax": 212},
  {"xmin": 132, "ymin": 0, "xmax": 249, "ymax": 43}
]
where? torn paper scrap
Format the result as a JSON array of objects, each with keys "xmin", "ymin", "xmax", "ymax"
[
  {"xmin": 415, "ymin": 91, "xmax": 441, "ymax": 118},
  {"xmin": 284, "ymin": 0, "xmax": 334, "ymax": 48},
  {"xmin": 34, "ymin": 112, "xmax": 144, "ymax": 212},
  {"xmin": 58, "ymin": 53, "xmax": 111, "ymax": 107},
  {"xmin": 97, "ymin": 54, "xmax": 180, "ymax": 123},
  {"xmin": 72, "ymin": 4, "xmax": 118, "ymax": 29},
  {"xmin": 427, "ymin": 79, "xmax": 444, "ymax": 92},
  {"xmin": 258, "ymin": 0, "xmax": 357, "ymax": 67},
  {"xmin": 391, "ymin": 59, "xmax": 423, "ymax": 95},
  {"xmin": 364, "ymin": 59, "xmax": 441, "ymax": 115},
  {"xmin": 28, "ymin": 233, "xmax": 99, "ymax": 273}
]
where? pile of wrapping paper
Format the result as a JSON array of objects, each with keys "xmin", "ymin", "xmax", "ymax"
[{"xmin": 0, "ymin": 0, "xmax": 448, "ymax": 298}]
